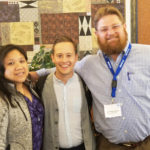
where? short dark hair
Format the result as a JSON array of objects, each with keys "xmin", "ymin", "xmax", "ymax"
[
  {"xmin": 51, "ymin": 36, "xmax": 78, "ymax": 54},
  {"xmin": 0, "ymin": 44, "xmax": 27, "ymax": 106},
  {"xmin": 94, "ymin": 6, "xmax": 125, "ymax": 30}
]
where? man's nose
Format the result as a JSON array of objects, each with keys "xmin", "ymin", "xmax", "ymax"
[
  {"xmin": 62, "ymin": 56, "xmax": 68, "ymax": 62},
  {"xmin": 107, "ymin": 27, "xmax": 115, "ymax": 35}
]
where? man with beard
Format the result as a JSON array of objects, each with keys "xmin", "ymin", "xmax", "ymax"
[
  {"xmin": 31, "ymin": 6, "xmax": 150, "ymax": 150},
  {"xmin": 75, "ymin": 6, "xmax": 150, "ymax": 150}
]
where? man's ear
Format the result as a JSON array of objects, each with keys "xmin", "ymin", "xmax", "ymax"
[
  {"xmin": 123, "ymin": 23, "xmax": 127, "ymax": 29},
  {"xmin": 51, "ymin": 54, "xmax": 54, "ymax": 63},
  {"xmin": 75, "ymin": 54, "xmax": 78, "ymax": 61},
  {"xmin": 95, "ymin": 29, "xmax": 99, "ymax": 37}
]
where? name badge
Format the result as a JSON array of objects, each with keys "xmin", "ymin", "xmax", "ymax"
[{"xmin": 104, "ymin": 103, "xmax": 122, "ymax": 118}]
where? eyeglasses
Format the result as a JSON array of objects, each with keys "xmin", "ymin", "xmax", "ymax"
[{"xmin": 97, "ymin": 24, "xmax": 123, "ymax": 34}]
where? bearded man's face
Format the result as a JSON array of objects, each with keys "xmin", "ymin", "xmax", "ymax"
[{"xmin": 96, "ymin": 15, "xmax": 128, "ymax": 56}]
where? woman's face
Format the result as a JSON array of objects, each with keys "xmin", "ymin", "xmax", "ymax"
[{"xmin": 4, "ymin": 49, "xmax": 29, "ymax": 85}]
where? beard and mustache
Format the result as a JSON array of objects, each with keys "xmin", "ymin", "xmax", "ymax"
[{"xmin": 97, "ymin": 29, "xmax": 128, "ymax": 56}]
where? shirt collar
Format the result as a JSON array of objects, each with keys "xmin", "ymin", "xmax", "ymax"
[
  {"xmin": 53, "ymin": 72, "xmax": 76, "ymax": 84},
  {"xmin": 123, "ymin": 41, "xmax": 130, "ymax": 54},
  {"xmin": 97, "ymin": 41, "xmax": 130, "ymax": 58},
  {"xmin": 6, "ymin": 77, "xmax": 33, "ymax": 95}
]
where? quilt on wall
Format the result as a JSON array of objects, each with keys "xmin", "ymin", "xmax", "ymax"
[
  {"xmin": 41, "ymin": 13, "xmax": 80, "ymax": 45},
  {"xmin": 0, "ymin": 0, "xmax": 124, "ymax": 61}
]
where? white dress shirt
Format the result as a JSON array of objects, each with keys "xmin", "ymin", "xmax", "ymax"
[{"xmin": 53, "ymin": 73, "xmax": 83, "ymax": 148}]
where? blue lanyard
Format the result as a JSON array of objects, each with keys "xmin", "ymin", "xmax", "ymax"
[{"xmin": 103, "ymin": 43, "xmax": 132, "ymax": 98}]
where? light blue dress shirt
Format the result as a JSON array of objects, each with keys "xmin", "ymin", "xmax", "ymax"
[{"xmin": 75, "ymin": 42, "xmax": 150, "ymax": 144}]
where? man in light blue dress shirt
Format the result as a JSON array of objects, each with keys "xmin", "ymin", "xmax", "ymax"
[
  {"xmin": 75, "ymin": 6, "xmax": 150, "ymax": 150},
  {"xmin": 31, "ymin": 6, "xmax": 150, "ymax": 150}
]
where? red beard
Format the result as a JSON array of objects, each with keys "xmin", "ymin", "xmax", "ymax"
[{"xmin": 97, "ymin": 29, "xmax": 128, "ymax": 56}]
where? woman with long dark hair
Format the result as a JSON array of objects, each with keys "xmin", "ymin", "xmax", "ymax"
[{"xmin": 0, "ymin": 44, "xmax": 44, "ymax": 150}]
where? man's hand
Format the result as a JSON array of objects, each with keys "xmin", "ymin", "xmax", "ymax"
[{"xmin": 29, "ymin": 71, "xmax": 39, "ymax": 83}]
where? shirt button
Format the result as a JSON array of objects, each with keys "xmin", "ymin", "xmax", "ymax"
[
  {"xmin": 123, "ymin": 117, "xmax": 125, "ymax": 120},
  {"xmin": 118, "ymin": 89, "xmax": 121, "ymax": 92},
  {"xmin": 55, "ymin": 121, "xmax": 58, "ymax": 124},
  {"xmin": 124, "ymin": 130, "xmax": 128, "ymax": 133}
]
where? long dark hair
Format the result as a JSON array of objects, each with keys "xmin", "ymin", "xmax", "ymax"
[{"xmin": 0, "ymin": 44, "xmax": 27, "ymax": 106}]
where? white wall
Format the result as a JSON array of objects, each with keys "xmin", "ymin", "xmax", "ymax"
[{"xmin": 125, "ymin": 0, "xmax": 131, "ymax": 41}]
